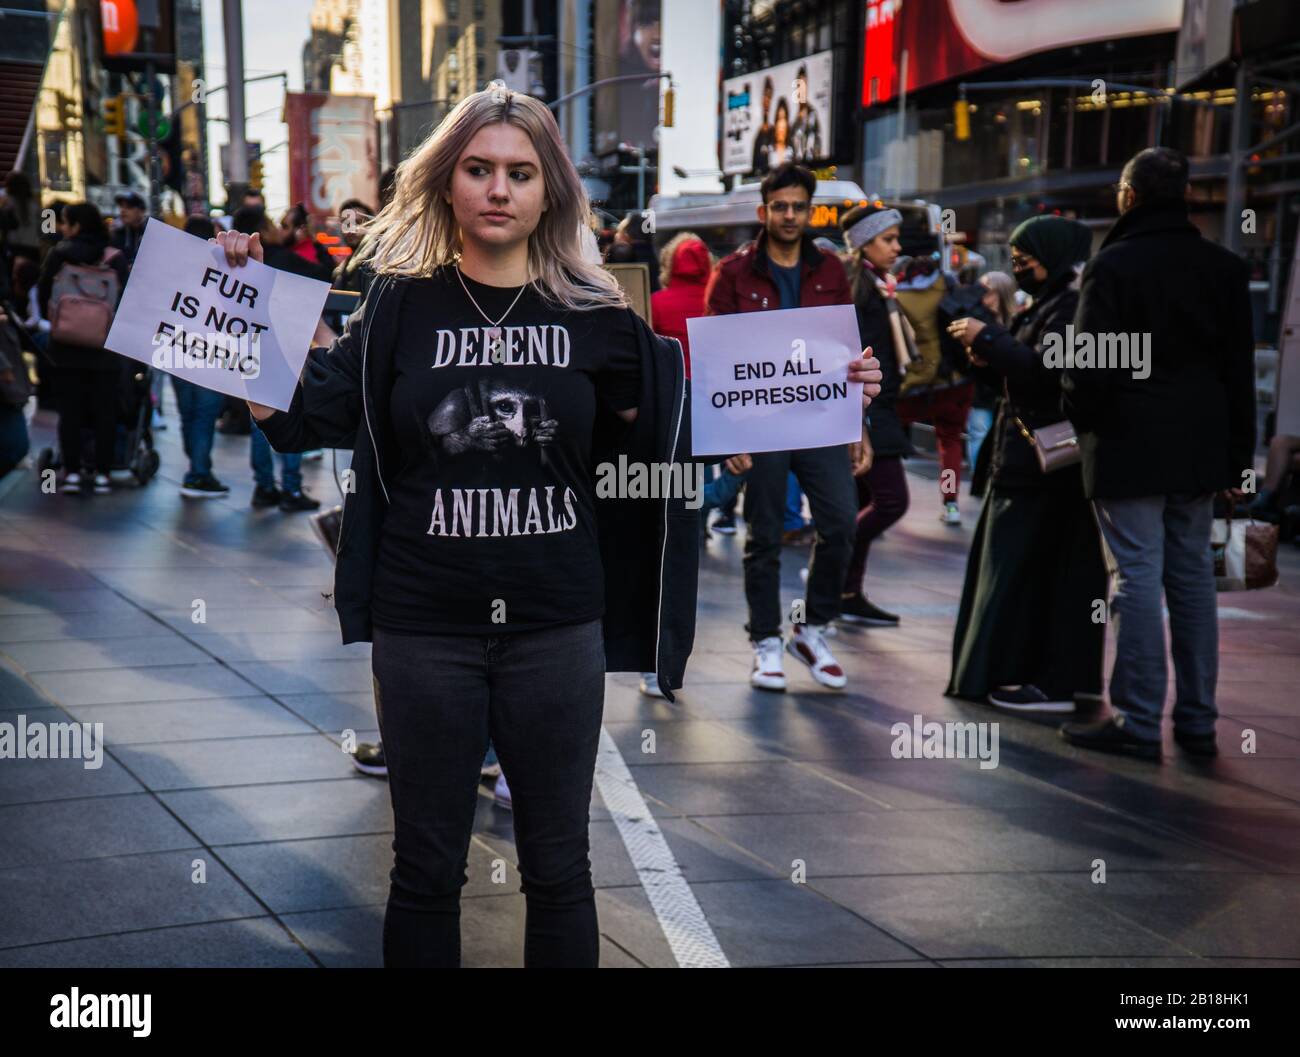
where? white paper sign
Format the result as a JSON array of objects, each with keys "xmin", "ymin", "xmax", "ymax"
[
  {"xmin": 687, "ymin": 305, "xmax": 863, "ymax": 457},
  {"xmin": 105, "ymin": 219, "xmax": 331, "ymax": 412}
]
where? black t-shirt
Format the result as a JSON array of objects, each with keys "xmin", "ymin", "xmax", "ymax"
[{"xmin": 371, "ymin": 266, "xmax": 642, "ymax": 634}]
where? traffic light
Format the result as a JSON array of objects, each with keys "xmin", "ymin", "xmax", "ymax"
[
  {"xmin": 103, "ymin": 95, "xmax": 125, "ymax": 138},
  {"xmin": 662, "ymin": 86, "xmax": 674, "ymax": 128},
  {"xmin": 954, "ymin": 99, "xmax": 971, "ymax": 142},
  {"xmin": 58, "ymin": 92, "xmax": 80, "ymax": 131},
  {"xmin": 249, "ymin": 158, "xmax": 264, "ymax": 191}
]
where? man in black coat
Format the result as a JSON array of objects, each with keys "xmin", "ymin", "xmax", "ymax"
[
  {"xmin": 1060, "ymin": 147, "xmax": 1256, "ymax": 760},
  {"xmin": 108, "ymin": 191, "xmax": 148, "ymax": 268}
]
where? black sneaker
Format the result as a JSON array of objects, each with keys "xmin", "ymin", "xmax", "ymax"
[
  {"xmin": 251, "ymin": 485, "xmax": 282, "ymax": 508},
  {"xmin": 351, "ymin": 741, "xmax": 387, "ymax": 777},
  {"xmin": 279, "ymin": 489, "xmax": 321, "ymax": 512},
  {"xmin": 712, "ymin": 513, "xmax": 738, "ymax": 535},
  {"xmin": 180, "ymin": 475, "xmax": 231, "ymax": 499},
  {"xmin": 1174, "ymin": 729, "xmax": 1219, "ymax": 758},
  {"xmin": 988, "ymin": 684, "xmax": 1074, "ymax": 714},
  {"xmin": 1059, "ymin": 717, "xmax": 1161, "ymax": 760},
  {"xmin": 840, "ymin": 592, "xmax": 900, "ymax": 625}
]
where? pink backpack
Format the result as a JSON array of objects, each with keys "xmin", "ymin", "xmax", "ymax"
[{"xmin": 49, "ymin": 246, "xmax": 122, "ymax": 348}]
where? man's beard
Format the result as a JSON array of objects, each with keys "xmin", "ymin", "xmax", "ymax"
[{"xmin": 767, "ymin": 226, "xmax": 803, "ymax": 247}]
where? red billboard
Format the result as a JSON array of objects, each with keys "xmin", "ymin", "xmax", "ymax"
[
  {"xmin": 862, "ymin": 0, "xmax": 1184, "ymax": 108},
  {"xmin": 101, "ymin": 0, "xmax": 176, "ymax": 74},
  {"xmin": 284, "ymin": 92, "xmax": 379, "ymax": 222}
]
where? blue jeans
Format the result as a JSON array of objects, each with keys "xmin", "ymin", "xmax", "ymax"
[
  {"xmin": 967, "ymin": 406, "xmax": 994, "ymax": 469},
  {"xmin": 371, "ymin": 618, "xmax": 604, "ymax": 967},
  {"xmin": 784, "ymin": 471, "xmax": 806, "ymax": 531},
  {"xmin": 1093, "ymin": 493, "xmax": 1218, "ymax": 741},
  {"xmin": 250, "ymin": 423, "xmax": 302, "ymax": 493},
  {"xmin": 170, "ymin": 376, "xmax": 225, "ymax": 482}
]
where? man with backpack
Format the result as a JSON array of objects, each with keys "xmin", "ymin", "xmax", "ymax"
[
  {"xmin": 893, "ymin": 255, "xmax": 975, "ymax": 524},
  {"xmin": 37, "ymin": 202, "xmax": 128, "ymax": 494}
]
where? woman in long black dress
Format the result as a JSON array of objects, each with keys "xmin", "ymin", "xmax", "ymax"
[{"xmin": 944, "ymin": 216, "xmax": 1107, "ymax": 714}]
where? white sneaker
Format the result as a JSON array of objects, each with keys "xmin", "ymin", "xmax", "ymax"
[
  {"xmin": 790, "ymin": 599, "xmax": 837, "ymax": 636},
  {"xmin": 786, "ymin": 624, "xmax": 848, "ymax": 689},
  {"xmin": 93, "ymin": 474, "xmax": 111, "ymax": 495},
  {"xmin": 750, "ymin": 636, "xmax": 787, "ymax": 691},
  {"xmin": 493, "ymin": 771, "xmax": 512, "ymax": 809},
  {"xmin": 62, "ymin": 472, "xmax": 83, "ymax": 494},
  {"xmin": 940, "ymin": 502, "xmax": 961, "ymax": 525},
  {"xmin": 639, "ymin": 672, "xmax": 665, "ymax": 697}
]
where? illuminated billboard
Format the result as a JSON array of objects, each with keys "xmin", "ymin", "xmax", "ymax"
[{"xmin": 862, "ymin": 0, "xmax": 1183, "ymax": 107}]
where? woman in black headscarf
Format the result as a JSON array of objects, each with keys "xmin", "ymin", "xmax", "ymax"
[{"xmin": 942, "ymin": 216, "xmax": 1107, "ymax": 715}]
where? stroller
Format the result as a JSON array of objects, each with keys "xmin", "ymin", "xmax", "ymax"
[{"xmin": 34, "ymin": 359, "xmax": 161, "ymax": 486}]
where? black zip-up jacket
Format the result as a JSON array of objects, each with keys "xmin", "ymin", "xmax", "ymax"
[
  {"xmin": 257, "ymin": 274, "xmax": 699, "ymax": 700},
  {"xmin": 968, "ymin": 276, "xmax": 1079, "ymax": 493},
  {"xmin": 845, "ymin": 260, "xmax": 909, "ymax": 457}
]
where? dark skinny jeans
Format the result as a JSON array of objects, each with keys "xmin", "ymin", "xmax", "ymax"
[
  {"xmin": 844, "ymin": 454, "xmax": 910, "ymax": 593},
  {"xmin": 371, "ymin": 618, "xmax": 605, "ymax": 968}
]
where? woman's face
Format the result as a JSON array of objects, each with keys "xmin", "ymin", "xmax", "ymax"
[
  {"xmin": 775, "ymin": 106, "xmax": 789, "ymax": 146},
  {"xmin": 980, "ymin": 284, "xmax": 1000, "ymax": 315},
  {"xmin": 633, "ymin": 21, "xmax": 660, "ymax": 69},
  {"xmin": 447, "ymin": 122, "xmax": 547, "ymax": 253},
  {"xmin": 863, "ymin": 226, "xmax": 900, "ymax": 273}
]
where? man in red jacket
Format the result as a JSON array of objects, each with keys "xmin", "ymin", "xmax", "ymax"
[
  {"xmin": 650, "ymin": 234, "xmax": 712, "ymax": 378},
  {"xmin": 705, "ymin": 163, "xmax": 866, "ymax": 693}
]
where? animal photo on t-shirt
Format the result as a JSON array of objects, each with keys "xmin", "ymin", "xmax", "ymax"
[{"xmin": 427, "ymin": 379, "xmax": 560, "ymax": 467}]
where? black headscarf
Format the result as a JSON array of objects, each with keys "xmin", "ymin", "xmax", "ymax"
[{"xmin": 1009, "ymin": 215, "xmax": 1092, "ymax": 288}]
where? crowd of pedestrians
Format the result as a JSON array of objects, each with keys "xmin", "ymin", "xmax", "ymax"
[
  {"xmin": 639, "ymin": 151, "xmax": 1257, "ymax": 771},
  {"xmin": 0, "ymin": 179, "xmax": 386, "ymax": 513},
  {"xmin": 0, "ymin": 77, "xmax": 1269, "ymax": 968}
]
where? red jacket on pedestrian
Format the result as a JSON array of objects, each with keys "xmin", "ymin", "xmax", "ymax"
[
  {"xmin": 650, "ymin": 237, "xmax": 712, "ymax": 378},
  {"xmin": 705, "ymin": 231, "xmax": 851, "ymax": 317}
]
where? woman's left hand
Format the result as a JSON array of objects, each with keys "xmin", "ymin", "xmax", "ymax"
[
  {"xmin": 849, "ymin": 348, "xmax": 883, "ymax": 408},
  {"xmin": 946, "ymin": 316, "xmax": 985, "ymax": 348}
]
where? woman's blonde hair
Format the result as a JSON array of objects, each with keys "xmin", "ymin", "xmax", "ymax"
[
  {"xmin": 979, "ymin": 270, "xmax": 1017, "ymax": 325},
  {"xmin": 657, "ymin": 231, "xmax": 712, "ymax": 288},
  {"xmin": 362, "ymin": 81, "xmax": 627, "ymax": 311}
]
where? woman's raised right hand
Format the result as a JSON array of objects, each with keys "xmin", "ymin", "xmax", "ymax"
[
  {"xmin": 214, "ymin": 230, "xmax": 269, "ymax": 418},
  {"xmin": 211, "ymin": 230, "xmax": 264, "ymax": 267}
]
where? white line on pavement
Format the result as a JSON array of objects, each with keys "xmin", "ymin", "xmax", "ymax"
[{"xmin": 594, "ymin": 726, "xmax": 730, "ymax": 968}]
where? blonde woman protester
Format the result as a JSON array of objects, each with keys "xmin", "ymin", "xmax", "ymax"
[{"xmin": 214, "ymin": 82, "xmax": 883, "ymax": 968}]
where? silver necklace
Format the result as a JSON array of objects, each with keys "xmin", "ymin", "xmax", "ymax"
[{"xmin": 454, "ymin": 264, "xmax": 529, "ymax": 362}]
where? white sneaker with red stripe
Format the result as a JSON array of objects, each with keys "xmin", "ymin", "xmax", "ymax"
[
  {"xmin": 750, "ymin": 636, "xmax": 787, "ymax": 691},
  {"xmin": 786, "ymin": 624, "xmax": 847, "ymax": 689}
]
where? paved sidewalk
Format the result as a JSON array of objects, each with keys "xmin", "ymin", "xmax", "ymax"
[{"xmin": 1, "ymin": 394, "xmax": 1298, "ymax": 967}]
